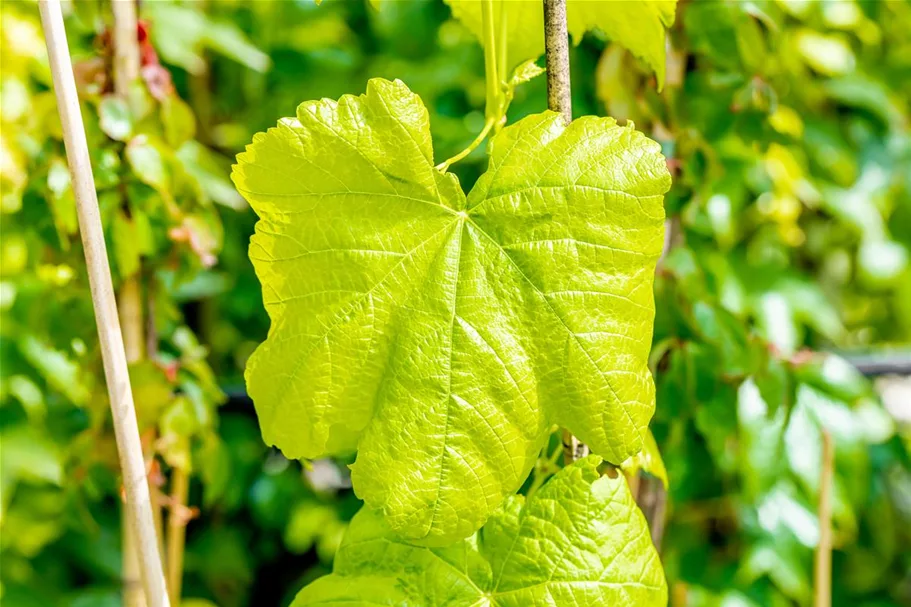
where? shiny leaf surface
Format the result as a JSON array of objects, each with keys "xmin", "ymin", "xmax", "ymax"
[
  {"xmin": 233, "ymin": 78, "xmax": 670, "ymax": 543},
  {"xmin": 293, "ymin": 457, "xmax": 667, "ymax": 607}
]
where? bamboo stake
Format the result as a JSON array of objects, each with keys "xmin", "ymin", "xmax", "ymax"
[
  {"xmin": 37, "ymin": 2, "xmax": 170, "ymax": 606},
  {"xmin": 121, "ymin": 514, "xmax": 144, "ymax": 607},
  {"xmin": 814, "ymin": 430, "xmax": 835, "ymax": 607},
  {"xmin": 543, "ymin": 0, "xmax": 588, "ymax": 463},
  {"xmin": 119, "ymin": 279, "xmax": 146, "ymax": 607}
]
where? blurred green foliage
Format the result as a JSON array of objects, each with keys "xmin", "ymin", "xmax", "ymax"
[
  {"xmin": 646, "ymin": 2, "xmax": 911, "ymax": 604},
  {"xmin": 0, "ymin": 0, "xmax": 232, "ymax": 602},
  {"xmin": 1, "ymin": 0, "xmax": 909, "ymax": 606}
]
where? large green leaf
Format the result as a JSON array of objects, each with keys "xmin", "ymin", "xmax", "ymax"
[
  {"xmin": 293, "ymin": 456, "xmax": 667, "ymax": 606},
  {"xmin": 445, "ymin": 0, "xmax": 677, "ymax": 88},
  {"xmin": 233, "ymin": 78, "xmax": 669, "ymax": 544}
]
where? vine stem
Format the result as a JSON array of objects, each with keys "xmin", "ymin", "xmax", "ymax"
[
  {"xmin": 814, "ymin": 430, "xmax": 835, "ymax": 607},
  {"xmin": 543, "ymin": 0, "xmax": 572, "ymax": 125},
  {"xmin": 526, "ymin": 439, "xmax": 565, "ymax": 499},
  {"xmin": 543, "ymin": 0, "xmax": 587, "ymax": 464},
  {"xmin": 112, "ymin": 0, "xmax": 140, "ymax": 97},
  {"xmin": 111, "ymin": 1, "xmax": 165, "ymax": 604},
  {"xmin": 37, "ymin": 2, "xmax": 169, "ymax": 606},
  {"xmin": 435, "ymin": 118, "xmax": 495, "ymax": 172},
  {"xmin": 497, "ymin": 1, "xmax": 508, "ymax": 93},
  {"xmin": 166, "ymin": 467, "xmax": 190, "ymax": 606},
  {"xmin": 481, "ymin": 0, "xmax": 500, "ymax": 121},
  {"xmin": 636, "ymin": 475, "xmax": 668, "ymax": 550}
]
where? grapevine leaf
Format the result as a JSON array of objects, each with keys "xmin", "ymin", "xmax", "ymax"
[
  {"xmin": 509, "ymin": 59, "xmax": 546, "ymax": 87},
  {"xmin": 113, "ymin": 210, "xmax": 141, "ymax": 278},
  {"xmin": 98, "ymin": 95, "xmax": 133, "ymax": 141},
  {"xmin": 293, "ymin": 457, "xmax": 667, "ymax": 607},
  {"xmin": 445, "ymin": 0, "xmax": 677, "ymax": 88},
  {"xmin": 126, "ymin": 137, "xmax": 169, "ymax": 194},
  {"xmin": 19, "ymin": 335, "xmax": 91, "ymax": 406},
  {"xmin": 233, "ymin": 78, "xmax": 669, "ymax": 544}
]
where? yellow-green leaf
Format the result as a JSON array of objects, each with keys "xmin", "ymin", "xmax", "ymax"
[
  {"xmin": 233, "ymin": 78, "xmax": 669, "ymax": 544},
  {"xmin": 445, "ymin": 0, "xmax": 678, "ymax": 88},
  {"xmin": 293, "ymin": 457, "xmax": 667, "ymax": 607}
]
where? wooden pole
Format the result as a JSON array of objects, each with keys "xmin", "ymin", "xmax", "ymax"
[
  {"xmin": 37, "ymin": 2, "xmax": 170, "ymax": 606},
  {"xmin": 814, "ymin": 430, "xmax": 835, "ymax": 607}
]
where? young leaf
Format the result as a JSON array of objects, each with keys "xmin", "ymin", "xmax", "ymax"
[
  {"xmin": 445, "ymin": 0, "xmax": 677, "ymax": 88},
  {"xmin": 293, "ymin": 457, "xmax": 667, "ymax": 607},
  {"xmin": 112, "ymin": 210, "xmax": 141, "ymax": 279},
  {"xmin": 126, "ymin": 137, "xmax": 170, "ymax": 194},
  {"xmin": 509, "ymin": 59, "xmax": 546, "ymax": 88},
  {"xmin": 97, "ymin": 95, "xmax": 133, "ymax": 141},
  {"xmin": 161, "ymin": 95, "xmax": 197, "ymax": 148},
  {"xmin": 233, "ymin": 78, "xmax": 669, "ymax": 544}
]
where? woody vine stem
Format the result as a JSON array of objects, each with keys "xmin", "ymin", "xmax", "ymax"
[
  {"xmin": 110, "ymin": 1, "xmax": 153, "ymax": 605},
  {"xmin": 542, "ymin": 0, "xmax": 590, "ymax": 464}
]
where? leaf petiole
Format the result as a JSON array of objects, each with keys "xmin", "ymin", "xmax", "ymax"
[
  {"xmin": 436, "ymin": 0, "xmax": 504, "ymax": 174},
  {"xmin": 435, "ymin": 116, "xmax": 497, "ymax": 172},
  {"xmin": 481, "ymin": 0, "xmax": 500, "ymax": 121}
]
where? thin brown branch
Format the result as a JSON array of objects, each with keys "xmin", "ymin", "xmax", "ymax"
[
  {"xmin": 543, "ymin": 0, "xmax": 587, "ymax": 464},
  {"xmin": 111, "ymin": 2, "xmax": 156, "ymax": 603},
  {"xmin": 637, "ymin": 476, "xmax": 668, "ymax": 551},
  {"xmin": 543, "ymin": 0, "xmax": 572, "ymax": 124},
  {"xmin": 111, "ymin": 0, "xmax": 140, "ymax": 96}
]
